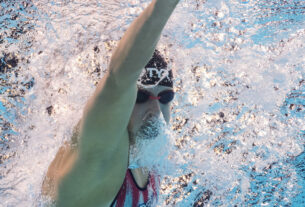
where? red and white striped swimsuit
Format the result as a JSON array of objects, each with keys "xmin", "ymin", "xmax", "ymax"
[{"xmin": 110, "ymin": 169, "xmax": 158, "ymax": 207}]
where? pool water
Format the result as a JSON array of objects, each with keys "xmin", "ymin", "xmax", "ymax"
[{"xmin": 0, "ymin": 0, "xmax": 304, "ymax": 206}]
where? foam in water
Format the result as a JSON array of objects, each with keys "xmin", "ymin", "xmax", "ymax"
[{"xmin": 0, "ymin": 0, "xmax": 304, "ymax": 206}]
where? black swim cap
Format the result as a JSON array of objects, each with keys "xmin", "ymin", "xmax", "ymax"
[{"xmin": 138, "ymin": 50, "xmax": 173, "ymax": 87}]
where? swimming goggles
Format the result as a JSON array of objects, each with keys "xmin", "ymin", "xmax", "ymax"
[{"xmin": 136, "ymin": 90, "xmax": 175, "ymax": 104}]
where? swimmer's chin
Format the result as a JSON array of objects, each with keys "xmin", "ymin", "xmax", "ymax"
[
  {"xmin": 137, "ymin": 126, "xmax": 159, "ymax": 140},
  {"xmin": 129, "ymin": 130, "xmax": 159, "ymax": 145}
]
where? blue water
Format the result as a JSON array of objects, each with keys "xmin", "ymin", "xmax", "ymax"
[{"xmin": 0, "ymin": 0, "xmax": 304, "ymax": 206}]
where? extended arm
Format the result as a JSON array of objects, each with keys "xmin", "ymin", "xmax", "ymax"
[
  {"xmin": 109, "ymin": 0, "xmax": 179, "ymax": 87},
  {"xmin": 56, "ymin": 0, "xmax": 179, "ymax": 206}
]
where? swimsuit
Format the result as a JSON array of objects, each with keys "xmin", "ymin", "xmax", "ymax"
[{"xmin": 110, "ymin": 169, "xmax": 158, "ymax": 207}]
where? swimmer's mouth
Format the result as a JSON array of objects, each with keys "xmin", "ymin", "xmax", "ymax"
[{"xmin": 138, "ymin": 120, "xmax": 160, "ymax": 139}]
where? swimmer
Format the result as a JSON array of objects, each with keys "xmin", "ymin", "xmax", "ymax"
[{"xmin": 41, "ymin": 0, "xmax": 180, "ymax": 206}]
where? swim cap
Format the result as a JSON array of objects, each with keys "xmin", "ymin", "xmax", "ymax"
[{"xmin": 138, "ymin": 50, "xmax": 173, "ymax": 88}]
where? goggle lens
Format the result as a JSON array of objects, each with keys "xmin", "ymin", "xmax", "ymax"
[
  {"xmin": 158, "ymin": 90, "xmax": 175, "ymax": 104},
  {"xmin": 136, "ymin": 90, "xmax": 174, "ymax": 104}
]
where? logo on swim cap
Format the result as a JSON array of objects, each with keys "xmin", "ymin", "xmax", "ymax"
[
  {"xmin": 138, "ymin": 67, "xmax": 173, "ymax": 87},
  {"xmin": 137, "ymin": 50, "xmax": 173, "ymax": 87}
]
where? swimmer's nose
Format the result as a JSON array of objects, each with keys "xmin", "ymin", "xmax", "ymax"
[{"xmin": 143, "ymin": 99, "xmax": 161, "ymax": 121}]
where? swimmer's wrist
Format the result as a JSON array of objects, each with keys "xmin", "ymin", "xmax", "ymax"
[
  {"xmin": 155, "ymin": 0, "xmax": 180, "ymax": 8},
  {"xmin": 154, "ymin": 0, "xmax": 180, "ymax": 14}
]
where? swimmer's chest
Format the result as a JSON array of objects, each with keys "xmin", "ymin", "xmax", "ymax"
[{"xmin": 110, "ymin": 169, "xmax": 158, "ymax": 207}]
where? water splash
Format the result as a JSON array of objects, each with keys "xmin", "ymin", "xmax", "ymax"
[{"xmin": 0, "ymin": 0, "xmax": 304, "ymax": 206}]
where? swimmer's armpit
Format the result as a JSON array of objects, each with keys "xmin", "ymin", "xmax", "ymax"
[
  {"xmin": 41, "ymin": 143, "xmax": 78, "ymax": 200},
  {"xmin": 41, "ymin": 121, "xmax": 81, "ymax": 200}
]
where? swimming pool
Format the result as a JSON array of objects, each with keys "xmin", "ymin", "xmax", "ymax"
[{"xmin": 0, "ymin": 0, "xmax": 304, "ymax": 206}]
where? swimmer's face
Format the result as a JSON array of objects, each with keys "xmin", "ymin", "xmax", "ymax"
[{"xmin": 127, "ymin": 85, "xmax": 173, "ymax": 145}]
